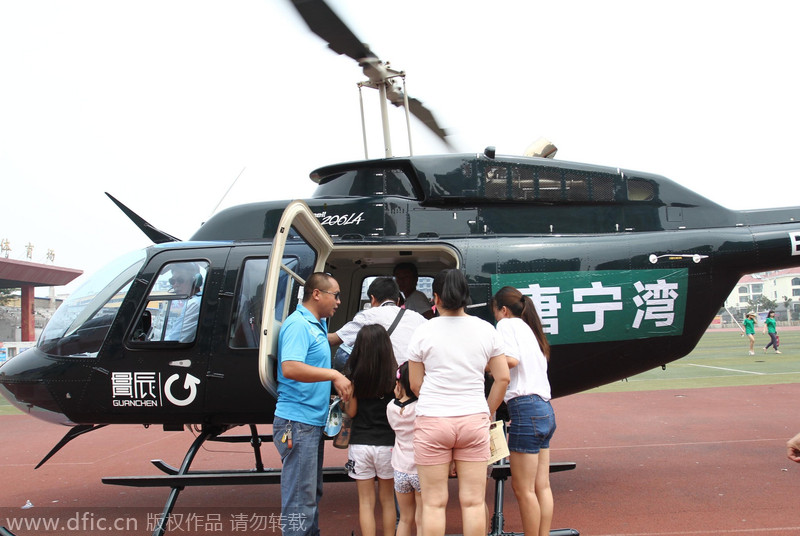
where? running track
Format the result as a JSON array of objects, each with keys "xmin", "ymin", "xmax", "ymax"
[{"xmin": 2, "ymin": 383, "xmax": 799, "ymax": 535}]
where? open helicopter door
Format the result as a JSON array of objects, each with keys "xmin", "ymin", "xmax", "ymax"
[{"xmin": 258, "ymin": 200, "xmax": 334, "ymax": 397}]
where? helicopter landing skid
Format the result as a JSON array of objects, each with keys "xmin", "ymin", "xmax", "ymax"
[
  {"xmin": 101, "ymin": 424, "xmax": 351, "ymax": 536},
  {"xmin": 102, "ymin": 424, "xmax": 580, "ymax": 536}
]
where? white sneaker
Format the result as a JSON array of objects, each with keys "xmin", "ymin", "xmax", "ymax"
[{"xmin": 749, "ymin": 351, "xmax": 755, "ymax": 355}]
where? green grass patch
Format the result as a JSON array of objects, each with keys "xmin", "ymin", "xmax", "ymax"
[
  {"xmin": 590, "ymin": 329, "xmax": 800, "ymax": 393},
  {"xmin": 0, "ymin": 397, "xmax": 23, "ymax": 416}
]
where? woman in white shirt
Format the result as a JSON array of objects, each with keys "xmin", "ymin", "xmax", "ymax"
[
  {"xmin": 408, "ymin": 269, "xmax": 510, "ymax": 536},
  {"xmin": 492, "ymin": 286, "xmax": 556, "ymax": 536}
]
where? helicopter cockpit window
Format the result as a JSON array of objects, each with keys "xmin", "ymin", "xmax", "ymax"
[
  {"xmin": 135, "ymin": 261, "xmax": 209, "ymax": 344},
  {"xmin": 38, "ymin": 249, "xmax": 145, "ymax": 357},
  {"xmin": 312, "ymin": 168, "xmax": 415, "ymax": 199},
  {"xmin": 229, "ymin": 257, "xmax": 297, "ymax": 349}
]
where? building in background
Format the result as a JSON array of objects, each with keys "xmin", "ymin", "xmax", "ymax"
[{"xmin": 723, "ymin": 269, "xmax": 800, "ymax": 322}]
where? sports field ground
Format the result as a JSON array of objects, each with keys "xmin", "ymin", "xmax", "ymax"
[{"xmin": 589, "ymin": 327, "xmax": 800, "ymax": 393}]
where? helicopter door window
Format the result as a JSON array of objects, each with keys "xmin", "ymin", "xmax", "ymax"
[
  {"xmin": 136, "ymin": 261, "xmax": 209, "ymax": 344},
  {"xmin": 229, "ymin": 257, "xmax": 298, "ymax": 349}
]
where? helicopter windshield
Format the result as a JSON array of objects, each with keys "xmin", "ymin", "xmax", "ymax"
[{"xmin": 38, "ymin": 249, "xmax": 146, "ymax": 357}]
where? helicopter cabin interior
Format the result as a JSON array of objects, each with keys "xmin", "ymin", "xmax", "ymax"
[{"xmin": 323, "ymin": 243, "xmax": 459, "ymax": 332}]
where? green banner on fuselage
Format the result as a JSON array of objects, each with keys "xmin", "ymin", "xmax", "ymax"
[{"xmin": 492, "ymin": 269, "xmax": 688, "ymax": 345}]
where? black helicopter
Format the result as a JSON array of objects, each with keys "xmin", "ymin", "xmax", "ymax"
[{"xmin": 2, "ymin": 1, "xmax": 800, "ymax": 535}]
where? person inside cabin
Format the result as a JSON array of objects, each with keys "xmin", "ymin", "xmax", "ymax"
[
  {"xmin": 393, "ymin": 262, "xmax": 434, "ymax": 319},
  {"xmin": 165, "ymin": 262, "xmax": 204, "ymax": 343}
]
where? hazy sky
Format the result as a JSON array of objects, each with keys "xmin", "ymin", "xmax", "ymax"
[{"xmin": 1, "ymin": 0, "xmax": 798, "ymax": 296}]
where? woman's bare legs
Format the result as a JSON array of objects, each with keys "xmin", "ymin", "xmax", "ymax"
[
  {"xmin": 510, "ymin": 448, "xmax": 553, "ymax": 536},
  {"xmin": 417, "ymin": 463, "xmax": 450, "ymax": 536},
  {"xmin": 454, "ymin": 460, "xmax": 488, "ymax": 536}
]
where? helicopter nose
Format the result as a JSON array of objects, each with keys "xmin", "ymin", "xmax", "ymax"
[{"xmin": 0, "ymin": 348, "xmax": 75, "ymax": 425}]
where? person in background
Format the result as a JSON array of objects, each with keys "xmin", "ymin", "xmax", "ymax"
[
  {"xmin": 273, "ymin": 273, "xmax": 352, "ymax": 536},
  {"xmin": 343, "ymin": 324, "xmax": 397, "ymax": 536},
  {"xmin": 394, "ymin": 262, "xmax": 434, "ymax": 319},
  {"xmin": 787, "ymin": 432, "xmax": 800, "ymax": 463},
  {"xmin": 492, "ymin": 286, "xmax": 556, "ymax": 536},
  {"xmin": 744, "ymin": 311, "xmax": 757, "ymax": 356},
  {"xmin": 386, "ymin": 361, "xmax": 422, "ymax": 536},
  {"xmin": 408, "ymin": 268, "xmax": 510, "ymax": 536},
  {"xmin": 763, "ymin": 310, "xmax": 782, "ymax": 354}
]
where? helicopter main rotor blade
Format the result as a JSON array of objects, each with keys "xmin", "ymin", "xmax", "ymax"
[
  {"xmin": 407, "ymin": 97, "xmax": 451, "ymax": 146},
  {"xmin": 289, "ymin": 0, "xmax": 453, "ymax": 150},
  {"xmin": 289, "ymin": 0, "xmax": 377, "ymax": 62}
]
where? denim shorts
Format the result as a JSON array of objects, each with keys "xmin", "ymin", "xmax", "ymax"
[{"xmin": 507, "ymin": 394, "xmax": 556, "ymax": 454}]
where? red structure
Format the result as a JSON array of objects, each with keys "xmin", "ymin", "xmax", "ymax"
[{"xmin": 0, "ymin": 258, "xmax": 83, "ymax": 341}]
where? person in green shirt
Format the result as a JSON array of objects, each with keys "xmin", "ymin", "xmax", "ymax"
[
  {"xmin": 763, "ymin": 310, "xmax": 782, "ymax": 354},
  {"xmin": 744, "ymin": 312, "xmax": 757, "ymax": 355}
]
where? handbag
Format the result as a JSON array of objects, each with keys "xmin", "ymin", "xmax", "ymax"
[
  {"xmin": 324, "ymin": 397, "xmax": 343, "ymax": 437},
  {"xmin": 333, "ymin": 414, "xmax": 352, "ymax": 449},
  {"xmin": 487, "ymin": 420, "xmax": 510, "ymax": 465}
]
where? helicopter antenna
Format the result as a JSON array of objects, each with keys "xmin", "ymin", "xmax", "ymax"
[
  {"xmin": 105, "ymin": 193, "xmax": 180, "ymax": 244},
  {"xmin": 208, "ymin": 167, "xmax": 246, "ymax": 220}
]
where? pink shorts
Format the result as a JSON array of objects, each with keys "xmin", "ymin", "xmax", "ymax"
[{"xmin": 413, "ymin": 414, "xmax": 490, "ymax": 465}]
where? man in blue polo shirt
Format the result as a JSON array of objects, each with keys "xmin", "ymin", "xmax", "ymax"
[{"xmin": 273, "ymin": 272, "xmax": 352, "ymax": 536}]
